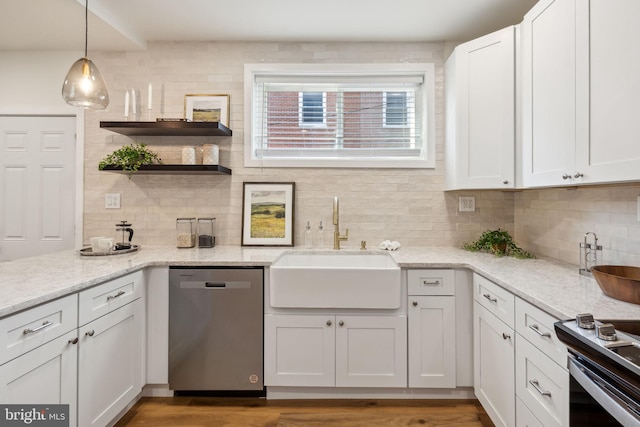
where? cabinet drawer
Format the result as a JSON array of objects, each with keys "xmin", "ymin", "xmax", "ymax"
[
  {"xmin": 473, "ymin": 274, "xmax": 514, "ymax": 328},
  {"xmin": 515, "ymin": 298, "xmax": 567, "ymax": 368},
  {"xmin": 516, "ymin": 396, "xmax": 543, "ymax": 427},
  {"xmin": 408, "ymin": 269, "xmax": 455, "ymax": 295},
  {"xmin": 79, "ymin": 270, "xmax": 144, "ymax": 326},
  {"xmin": 0, "ymin": 294, "xmax": 78, "ymax": 365},
  {"xmin": 516, "ymin": 335, "xmax": 569, "ymax": 427}
]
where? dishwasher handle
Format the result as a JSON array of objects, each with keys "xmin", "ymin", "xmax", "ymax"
[{"xmin": 180, "ymin": 280, "xmax": 251, "ymax": 290}]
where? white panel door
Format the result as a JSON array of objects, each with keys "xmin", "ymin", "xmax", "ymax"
[
  {"xmin": 335, "ymin": 315, "xmax": 407, "ymax": 388},
  {"xmin": 408, "ymin": 296, "xmax": 456, "ymax": 388},
  {"xmin": 522, "ymin": 0, "xmax": 578, "ymax": 187},
  {"xmin": 575, "ymin": 0, "xmax": 640, "ymax": 183},
  {"xmin": 0, "ymin": 116, "xmax": 76, "ymax": 260}
]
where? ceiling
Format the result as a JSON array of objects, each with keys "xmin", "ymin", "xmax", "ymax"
[{"xmin": 2, "ymin": 0, "xmax": 538, "ymax": 52}]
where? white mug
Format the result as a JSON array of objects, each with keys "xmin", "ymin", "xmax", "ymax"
[
  {"xmin": 97, "ymin": 238, "xmax": 114, "ymax": 254},
  {"xmin": 90, "ymin": 237, "xmax": 105, "ymax": 253}
]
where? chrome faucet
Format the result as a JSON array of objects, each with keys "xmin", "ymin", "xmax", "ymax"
[{"xmin": 333, "ymin": 196, "xmax": 349, "ymax": 250}]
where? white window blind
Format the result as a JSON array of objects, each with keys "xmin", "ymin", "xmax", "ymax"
[{"xmin": 245, "ymin": 64, "xmax": 435, "ymax": 168}]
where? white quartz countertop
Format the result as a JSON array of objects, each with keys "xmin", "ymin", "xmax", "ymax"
[{"xmin": 0, "ymin": 245, "xmax": 638, "ymax": 320}]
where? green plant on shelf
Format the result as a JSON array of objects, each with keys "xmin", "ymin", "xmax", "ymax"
[
  {"xmin": 98, "ymin": 143, "xmax": 161, "ymax": 177},
  {"xmin": 463, "ymin": 228, "xmax": 535, "ymax": 259}
]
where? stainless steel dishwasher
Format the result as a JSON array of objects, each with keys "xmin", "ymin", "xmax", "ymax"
[{"xmin": 168, "ymin": 266, "xmax": 264, "ymax": 395}]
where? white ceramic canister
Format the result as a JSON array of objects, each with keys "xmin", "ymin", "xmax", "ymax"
[
  {"xmin": 181, "ymin": 146, "xmax": 196, "ymax": 165},
  {"xmin": 202, "ymin": 144, "xmax": 219, "ymax": 165}
]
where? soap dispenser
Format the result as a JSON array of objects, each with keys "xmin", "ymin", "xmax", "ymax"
[
  {"xmin": 317, "ymin": 221, "xmax": 325, "ymax": 248},
  {"xmin": 304, "ymin": 221, "xmax": 313, "ymax": 248}
]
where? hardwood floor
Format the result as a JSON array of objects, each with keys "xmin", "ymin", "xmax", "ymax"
[{"xmin": 115, "ymin": 397, "xmax": 495, "ymax": 427}]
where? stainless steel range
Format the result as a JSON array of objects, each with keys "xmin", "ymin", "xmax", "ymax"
[{"xmin": 555, "ymin": 314, "xmax": 640, "ymax": 426}]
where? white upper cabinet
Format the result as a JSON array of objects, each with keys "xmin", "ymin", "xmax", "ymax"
[
  {"xmin": 446, "ymin": 26, "xmax": 515, "ymax": 190},
  {"xmin": 522, "ymin": 0, "xmax": 577, "ymax": 187},
  {"xmin": 575, "ymin": 0, "xmax": 640, "ymax": 183},
  {"xmin": 523, "ymin": 0, "xmax": 640, "ymax": 187}
]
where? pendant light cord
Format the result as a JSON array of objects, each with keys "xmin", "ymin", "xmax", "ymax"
[{"xmin": 84, "ymin": 0, "xmax": 89, "ymax": 58}]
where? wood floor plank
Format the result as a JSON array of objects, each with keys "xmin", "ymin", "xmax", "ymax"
[{"xmin": 115, "ymin": 397, "xmax": 494, "ymax": 427}]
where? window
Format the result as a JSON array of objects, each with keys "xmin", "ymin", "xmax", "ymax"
[
  {"xmin": 299, "ymin": 92, "xmax": 326, "ymax": 126},
  {"xmin": 384, "ymin": 92, "xmax": 409, "ymax": 127},
  {"xmin": 245, "ymin": 63, "xmax": 435, "ymax": 168}
]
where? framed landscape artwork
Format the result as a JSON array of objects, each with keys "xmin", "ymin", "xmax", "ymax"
[
  {"xmin": 184, "ymin": 94, "xmax": 230, "ymax": 126},
  {"xmin": 241, "ymin": 182, "xmax": 295, "ymax": 246}
]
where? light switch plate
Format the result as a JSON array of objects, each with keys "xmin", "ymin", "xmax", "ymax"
[
  {"xmin": 105, "ymin": 193, "xmax": 121, "ymax": 209},
  {"xmin": 459, "ymin": 196, "xmax": 475, "ymax": 212}
]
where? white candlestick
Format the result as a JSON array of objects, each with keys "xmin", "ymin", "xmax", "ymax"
[
  {"xmin": 131, "ymin": 89, "xmax": 136, "ymax": 115},
  {"xmin": 148, "ymin": 84, "xmax": 152, "ymax": 111},
  {"xmin": 124, "ymin": 91, "xmax": 129, "ymax": 118}
]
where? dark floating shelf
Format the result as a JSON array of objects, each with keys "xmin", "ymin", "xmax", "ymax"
[
  {"xmin": 99, "ymin": 121, "xmax": 232, "ymax": 137},
  {"xmin": 100, "ymin": 164, "xmax": 232, "ymax": 175}
]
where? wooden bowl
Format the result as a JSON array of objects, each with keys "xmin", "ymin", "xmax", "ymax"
[{"xmin": 591, "ymin": 265, "xmax": 640, "ymax": 305}]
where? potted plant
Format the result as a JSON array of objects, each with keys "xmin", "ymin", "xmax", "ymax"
[
  {"xmin": 98, "ymin": 143, "xmax": 161, "ymax": 177},
  {"xmin": 463, "ymin": 229, "xmax": 535, "ymax": 259}
]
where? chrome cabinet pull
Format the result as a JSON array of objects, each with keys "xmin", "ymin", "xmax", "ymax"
[
  {"xmin": 412, "ymin": 301, "xmax": 418, "ymax": 307},
  {"xmin": 85, "ymin": 330, "xmax": 95, "ymax": 337},
  {"xmin": 529, "ymin": 324, "xmax": 551, "ymax": 338},
  {"xmin": 483, "ymin": 293, "xmax": 497, "ymax": 303},
  {"xmin": 502, "ymin": 333, "xmax": 511, "ymax": 340},
  {"xmin": 68, "ymin": 337, "xmax": 79, "ymax": 345},
  {"xmin": 339, "ymin": 320, "xmax": 344, "ymax": 327},
  {"xmin": 23, "ymin": 320, "xmax": 53, "ymax": 335},
  {"xmin": 503, "ymin": 180, "xmax": 509, "ymax": 185},
  {"xmin": 529, "ymin": 379, "xmax": 552, "ymax": 397},
  {"xmin": 422, "ymin": 280, "xmax": 440, "ymax": 286},
  {"xmin": 574, "ymin": 172, "xmax": 584, "ymax": 178},
  {"xmin": 326, "ymin": 320, "xmax": 332, "ymax": 326},
  {"xmin": 107, "ymin": 290, "xmax": 125, "ymax": 301},
  {"xmin": 562, "ymin": 173, "xmax": 571, "ymax": 180}
]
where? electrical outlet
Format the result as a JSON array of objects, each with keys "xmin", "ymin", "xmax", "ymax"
[
  {"xmin": 459, "ymin": 196, "xmax": 475, "ymax": 212},
  {"xmin": 105, "ymin": 193, "xmax": 121, "ymax": 209}
]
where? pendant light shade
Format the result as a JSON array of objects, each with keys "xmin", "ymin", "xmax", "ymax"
[{"xmin": 61, "ymin": 0, "xmax": 109, "ymax": 109}]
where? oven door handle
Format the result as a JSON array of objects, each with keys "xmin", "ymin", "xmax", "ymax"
[{"xmin": 569, "ymin": 356, "xmax": 640, "ymax": 426}]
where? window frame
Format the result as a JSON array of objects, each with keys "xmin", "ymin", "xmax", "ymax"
[{"xmin": 244, "ymin": 63, "xmax": 435, "ymax": 169}]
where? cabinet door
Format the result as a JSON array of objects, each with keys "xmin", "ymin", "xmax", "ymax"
[
  {"xmin": 264, "ymin": 314, "xmax": 335, "ymax": 387},
  {"xmin": 408, "ymin": 296, "xmax": 456, "ymax": 388},
  {"xmin": 78, "ymin": 300, "xmax": 144, "ymax": 427},
  {"xmin": 0, "ymin": 330, "xmax": 77, "ymax": 427},
  {"xmin": 335, "ymin": 315, "xmax": 407, "ymax": 388},
  {"xmin": 522, "ymin": 0, "xmax": 578, "ymax": 187},
  {"xmin": 446, "ymin": 26, "xmax": 515, "ymax": 190},
  {"xmin": 575, "ymin": 0, "xmax": 640, "ymax": 183},
  {"xmin": 474, "ymin": 302, "xmax": 515, "ymax": 427}
]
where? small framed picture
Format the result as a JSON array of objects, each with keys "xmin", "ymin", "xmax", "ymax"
[
  {"xmin": 184, "ymin": 94, "xmax": 230, "ymax": 126},
  {"xmin": 242, "ymin": 182, "xmax": 295, "ymax": 247}
]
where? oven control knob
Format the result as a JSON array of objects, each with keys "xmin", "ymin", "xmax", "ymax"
[
  {"xmin": 597, "ymin": 323, "xmax": 617, "ymax": 341},
  {"xmin": 576, "ymin": 313, "xmax": 595, "ymax": 329}
]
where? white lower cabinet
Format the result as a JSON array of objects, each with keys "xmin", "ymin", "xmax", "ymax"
[
  {"xmin": 516, "ymin": 397, "xmax": 543, "ymax": 427},
  {"xmin": 0, "ymin": 330, "xmax": 78, "ymax": 426},
  {"xmin": 474, "ymin": 302, "xmax": 515, "ymax": 427},
  {"xmin": 335, "ymin": 315, "xmax": 406, "ymax": 388},
  {"xmin": 406, "ymin": 268, "xmax": 458, "ymax": 389},
  {"xmin": 408, "ymin": 296, "xmax": 455, "ymax": 388},
  {"xmin": 78, "ymin": 284, "xmax": 145, "ymax": 427},
  {"xmin": 514, "ymin": 298, "xmax": 568, "ymax": 427},
  {"xmin": 473, "ymin": 274, "xmax": 515, "ymax": 427},
  {"xmin": 264, "ymin": 314, "xmax": 406, "ymax": 388}
]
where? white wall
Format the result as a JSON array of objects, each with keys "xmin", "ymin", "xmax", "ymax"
[{"xmin": 0, "ymin": 51, "xmax": 82, "ymax": 114}]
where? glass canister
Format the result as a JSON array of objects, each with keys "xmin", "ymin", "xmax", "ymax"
[
  {"xmin": 176, "ymin": 218, "xmax": 196, "ymax": 248},
  {"xmin": 197, "ymin": 218, "xmax": 216, "ymax": 248}
]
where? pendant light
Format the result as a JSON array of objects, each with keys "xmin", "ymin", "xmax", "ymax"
[{"xmin": 61, "ymin": 0, "xmax": 109, "ymax": 109}]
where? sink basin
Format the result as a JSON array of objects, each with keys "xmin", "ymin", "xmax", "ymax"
[{"xmin": 269, "ymin": 251, "xmax": 401, "ymax": 309}]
